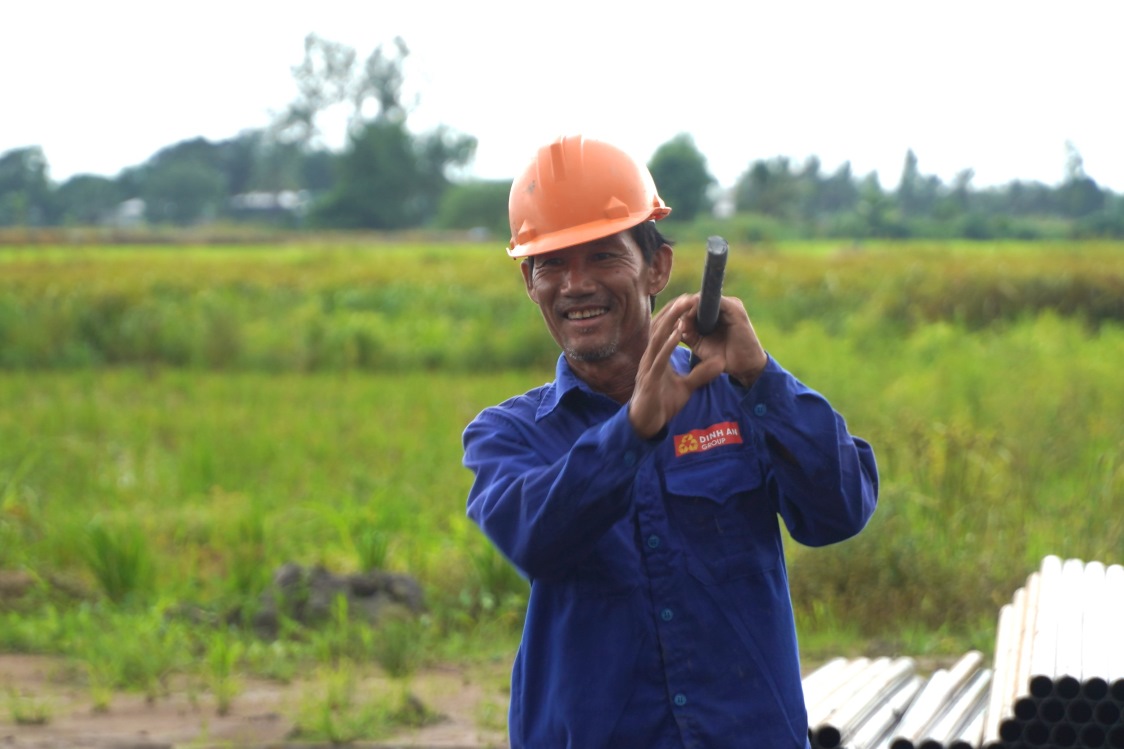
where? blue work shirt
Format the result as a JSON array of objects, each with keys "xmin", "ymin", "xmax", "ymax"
[{"xmin": 463, "ymin": 348, "xmax": 878, "ymax": 749}]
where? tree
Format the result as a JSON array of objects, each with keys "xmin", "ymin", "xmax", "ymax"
[
  {"xmin": 647, "ymin": 134, "xmax": 715, "ymax": 222},
  {"xmin": 856, "ymin": 172, "xmax": 897, "ymax": 237},
  {"xmin": 412, "ymin": 125, "xmax": 477, "ymax": 221},
  {"xmin": 56, "ymin": 175, "xmax": 122, "ymax": 225},
  {"xmin": 1059, "ymin": 142, "xmax": 1105, "ymax": 218},
  {"xmin": 895, "ymin": 150, "xmax": 944, "ymax": 222},
  {"xmin": 311, "ymin": 119, "xmax": 475, "ymax": 229},
  {"xmin": 274, "ymin": 34, "xmax": 411, "ymax": 149},
  {"xmin": 1001, "ymin": 180, "xmax": 1055, "ymax": 216},
  {"xmin": 0, "ymin": 146, "xmax": 54, "ymax": 225},
  {"xmin": 216, "ymin": 130, "xmax": 262, "ymax": 196},
  {"xmin": 311, "ymin": 120, "xmax": 418, "ymax": 229},
  {"xmin": 142, "ymin": 160, "xmax": 226, "ymax": 225},
  {"xmin": 818, "ymin": 161, "xmax": 860, "ymax": 215},
  {"xmin": 793, "ymin": 156, "xmax": 822, "ymax": 221},
  {"xmin": 734, "ymin": 157, "xmax": 800, "ymax": 218},
  {"xmin": 434, "ymin": 179, "xmax": 510, "ymax": 236},
  {"xmin": 896, "ymin": 150, "xmax": 923, "ymax": 217},
  {"xmin": 284, "ymin": 35, "xmax": 477, "ymax": 230}
]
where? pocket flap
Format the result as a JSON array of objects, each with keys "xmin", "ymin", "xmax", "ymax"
[{"xmin": 664, "ymin": 452, "xmax": 763, "ymax": 504}]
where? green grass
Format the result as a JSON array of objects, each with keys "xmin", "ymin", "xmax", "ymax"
[
  {"xmin": 1, "ymin": 240, "xmax": 1121, "ymax": 370},
  {"xmin": 0, "ymin": 239, "xmax": 1122, "ymax": 731},
  {"xmin": 0, "ymin": 368, "xmax": 528, "ymax": 600}
]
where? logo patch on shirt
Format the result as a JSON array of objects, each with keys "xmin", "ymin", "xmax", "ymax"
[{"xmin": 674, "ymin": 421, "xmax": 742, "ymax": 457}]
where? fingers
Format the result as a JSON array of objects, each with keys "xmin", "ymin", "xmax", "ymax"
[
  {"xmin": 643, "ymin": 297, "xmax": 686, "ymax": 370},
  {"xmin": 656, "ymin": 294, "xmax": 701, "ymax": 345},
  {"xmin": 654, "ymin": 294, "xmax": 696, "ymax": 326},
  {"xmin": 642, "ymin": 310, "xmax": 687, "ymax": 382},
  {"xmin": 683, "ymin": 353, "xmax": 725, "ymax": 390}
]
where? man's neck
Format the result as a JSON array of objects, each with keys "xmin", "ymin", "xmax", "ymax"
[{"xmin": 566, "ymin": 357, "xmax": 638, "ymax": 404}]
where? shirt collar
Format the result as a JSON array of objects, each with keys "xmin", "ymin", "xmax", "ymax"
[
  {"xmin": 535, "ymin": 348, "xmax": 692, "ymax": 421},
  {"xmin": 536, "ymin": 354, "xmax": 589, "ymax": 421}
]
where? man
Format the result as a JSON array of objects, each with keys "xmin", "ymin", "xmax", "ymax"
[{"xmin": 462, "ymin": 135, "xmax": 878, "ymax": 748}]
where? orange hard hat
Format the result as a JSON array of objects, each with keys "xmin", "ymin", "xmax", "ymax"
[{"xmin": 507, "ymin": 135, "xmax": 671, "ymax": 258}]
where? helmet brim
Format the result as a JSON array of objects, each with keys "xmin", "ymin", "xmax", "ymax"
[{"xmin": 507, "ymin": 206, "xmax": 671, "ymax": 258}]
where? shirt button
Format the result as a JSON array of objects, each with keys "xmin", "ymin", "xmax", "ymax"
[
  {"xmin": 660, "ymin": 608, "xmax": 674, "ymax": 621},
  {"xmin": 753, "ymin": 403, "xmax": 768, "ymax": 416},
  {"xmin": 674, "ymin": 693, "xmax": 688, "ymax": 707},
  {"xmin": 623, "ymin": 451, "xmax": 637, "ymax": 466},
  {"xmin": 647, "ymin": 535, "xmax": 660, "ymax": 549}
]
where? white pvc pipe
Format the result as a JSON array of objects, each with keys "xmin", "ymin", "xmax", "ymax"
[
  {"xmin": 1053, "ymin": 557, "xmax": 1088, "ymax": 699},
  {"xmin": 1105, "ymin": 564, "xmax": 1124, "ymax": 701},
  {"xmin": 1080, "ymin": 559, "xmax": 1109, "ymax": 700},
  {"xmin": 815, "ymin": 657, "xmax": 917, "ymax": 749},
  {"xmin": 917, "ymin": 667, "xmax": 992, "ymax": 749},
  {"xmin": 807, "ymin": 657, "xmax": 882, "ymax": 728},
  {"xmin": 1029, "ymin": 554, "xmax": 1064, "ymax": 698},
  {"xmin": 855, "ymin": 675, "xmax": 924, "ymax": 749}
]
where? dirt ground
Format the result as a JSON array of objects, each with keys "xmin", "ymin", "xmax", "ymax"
[
  {"xmin": 0, "ymin": 651, "xmax": 961, "ymax": 749},
  {"xmin": 0, "ymin": 654, "xmax": 511, "ymax": 749}
]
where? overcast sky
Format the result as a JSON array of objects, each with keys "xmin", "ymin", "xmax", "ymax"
[{"xmin": 5, "ymin": 0, "xmax": 1121, "ymax": 192}]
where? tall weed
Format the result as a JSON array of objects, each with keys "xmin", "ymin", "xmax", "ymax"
[{"xmin": 83, "ymin": 520, "xmax": 155, "ymax": 605}]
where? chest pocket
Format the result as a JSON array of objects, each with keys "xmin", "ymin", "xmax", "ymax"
[{"xmin": 663, "ymin": 450, "xmax": 780, "ymax": 583}]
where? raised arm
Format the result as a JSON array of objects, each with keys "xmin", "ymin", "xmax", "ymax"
[{"xmin": 463, "ymin": 404, "xmax": 657, "ymax": 580}]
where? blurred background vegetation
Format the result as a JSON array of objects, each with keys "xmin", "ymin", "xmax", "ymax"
[
  {"xmin": 1, "ymin": 34, "xmax": 1122, "ymax": 242},
  {"xmin": 1, "ymin": 241, "xmax": 1121, "ymax": 660}
]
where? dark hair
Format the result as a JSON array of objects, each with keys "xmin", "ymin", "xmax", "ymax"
[
  {"xmin": 630, "ymin": 220, "xmax": 674, "ymax": 264},
  {"xmin": 631, "ymin": 221, "xmax": 674, "ymax": 311}
]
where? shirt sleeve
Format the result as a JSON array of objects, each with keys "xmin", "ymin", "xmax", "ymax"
[
  {"xmin": 463, "ymin": 404, "xmax": 660, "ymax": 580},
  {"xmin": 736, "ymin": 356, "xmax": 879, "ymax": 546}
]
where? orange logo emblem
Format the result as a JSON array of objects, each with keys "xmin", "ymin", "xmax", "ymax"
[{"xmin": 674, "ymin": 421, "xmax": 742, "ymax": 457}]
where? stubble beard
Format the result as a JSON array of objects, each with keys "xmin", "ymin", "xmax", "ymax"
[{"xmin": 564, "ymin": 336, "xmax": 619, "ymax": 363}]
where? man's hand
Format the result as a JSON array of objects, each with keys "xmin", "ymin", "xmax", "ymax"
[
  {"xmin": 628, "ymin": 295, "xmax": 724, "ymax": 439},
  {"xmin": 684, "ymin": 293, "xmax": 769, "ymax": 390},
  {"xmin": 628, "ymin": 294, "xmax": 769, "ymax": 440}
]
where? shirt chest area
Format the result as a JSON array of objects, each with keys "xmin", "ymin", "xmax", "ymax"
[
  {"xmin": 555, "ymin": 399, "xmax": 781, "ymax": 585},
  {"xmin": 632, "ymin": 427, "xmax": 779, "ymax": 583}
]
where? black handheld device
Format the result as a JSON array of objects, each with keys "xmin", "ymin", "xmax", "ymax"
[{"xmin": 690, "ymin": 236, "xmax": 728, "ymax": 368}]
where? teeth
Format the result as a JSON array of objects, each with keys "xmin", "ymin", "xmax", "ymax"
[{"xmin": 567, "ymin": 308, "xmax": 606, "ymax": 320}]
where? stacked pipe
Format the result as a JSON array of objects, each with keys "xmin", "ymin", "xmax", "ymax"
[
  {"xmin": 802, "ymin": 555, "xmax": 1123, "ymax": 749},
  {"xmin": 804, "ymin": 651, "xmax": 992, "ymax": 749},
  {"xmin": 884, "ymin": 651, "xmax": 991, "ymax": 749},
  {"xmin": 980, "ymin": 555, "xmax": 1124, "ymax": 749}
]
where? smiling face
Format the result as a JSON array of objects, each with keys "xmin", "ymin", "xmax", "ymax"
[{"xmin": 521, "ymin": 229, "xmax": 673, "ymax": 372}]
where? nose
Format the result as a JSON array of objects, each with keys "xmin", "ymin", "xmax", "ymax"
[{"xmin": 560, "ymin": 258, "xmax": 595, "ymax": 296}]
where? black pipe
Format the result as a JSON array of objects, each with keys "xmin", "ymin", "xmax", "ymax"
[
  {"xmin": 1085, "ymin": 677, "xmax": 1111, "ymax": 702},
  {"xmin": 1050, "ymin": 721, "xmax": 1079, "ymax": 747},
  {"xmin": 1057, "ymin": 674, "xmax": 1082, "ymax": 701},
  {"xmin": 1015, "ymin": 695, "xmax": 1039, "ymax": 722},
  {"xmin": 1000, "ymin": 716, "xmax": 1026, "ymax": 742},
  {"xmin": 1080, "ymin": 722, "xmax": 1108, "ymax": 748},
  {"xmin": 1023, "ymin": 719, "xmax": 1051, "ymax": 746},
  {"xmin": 1039, "ymin": 696, "xmax": 1066, "ymax": 723},
  {"xmin": 695, "ymin": 236, "xmax": 727, "ymax": 336},
  {"xmin": 1066, "ymin": 697, "xmax": 1094, "ymax": 724},
  {"xmin": 1096, "ymin": 700, "xmax": 1121, "ymax": 726}
]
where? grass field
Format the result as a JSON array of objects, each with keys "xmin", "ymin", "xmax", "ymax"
[{"xmin": 1, "ymin": 238, "xmax": 1122, "ymax": 734}]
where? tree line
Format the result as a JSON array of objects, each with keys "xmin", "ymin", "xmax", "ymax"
[{"xmin": 1, "ymin": 35, "xmax": 1121, "ymax": 241}]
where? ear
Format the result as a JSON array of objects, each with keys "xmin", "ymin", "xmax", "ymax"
[
  {"xmin": 647, "ymin": 243, "xmax": 674, "ymax": 296},
  {"xmin": 520, "ymin": 259, "xmax": 538, "ymax": 303}
]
